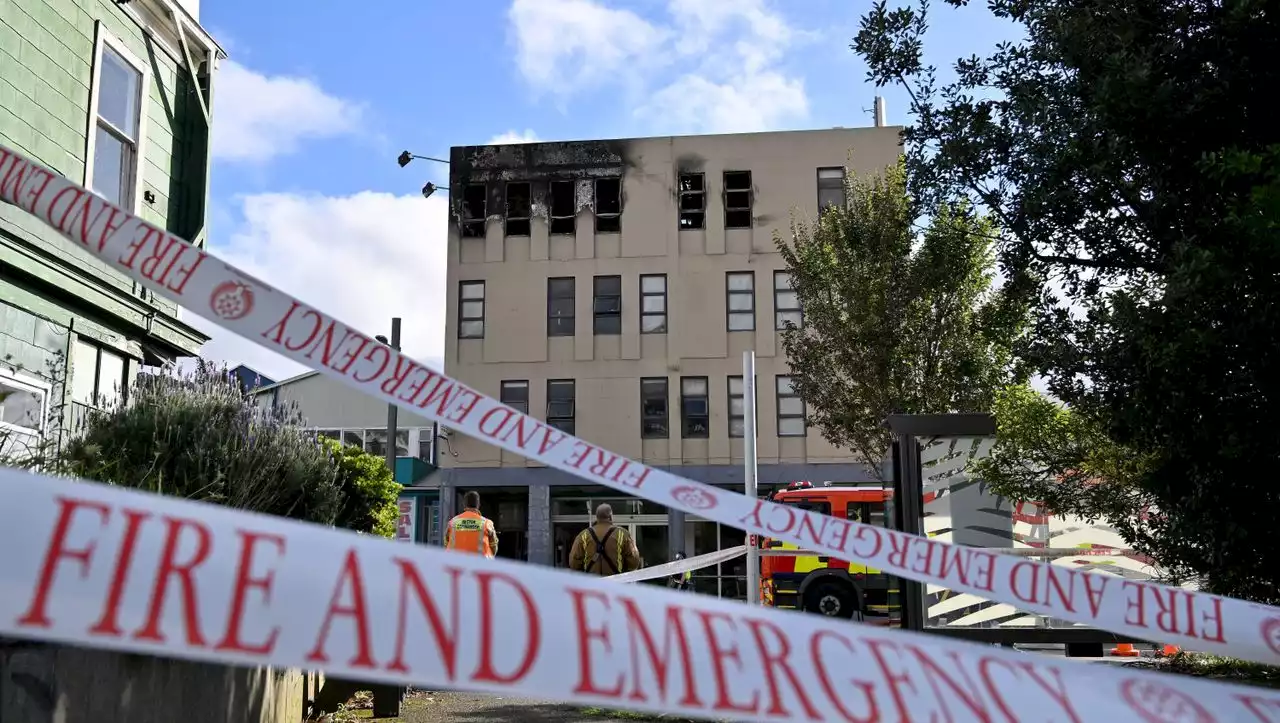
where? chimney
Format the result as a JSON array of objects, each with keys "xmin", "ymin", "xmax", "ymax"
[{"xmin": 874, "ymin": 96, "xmax": 887, "ymax": 127}]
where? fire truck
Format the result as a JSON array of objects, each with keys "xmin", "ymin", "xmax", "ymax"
[{"xmin": 758, "ymin": 481, "xmax": 901, "ymax": 624}]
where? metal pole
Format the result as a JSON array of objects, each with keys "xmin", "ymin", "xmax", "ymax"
[
  {"xmin": 742, "ymin": 351, "xmax": 760, "ymax": 605},
  {"xmin": 384, "ymin": 318, "xmax": 402, "ymax": 475}
]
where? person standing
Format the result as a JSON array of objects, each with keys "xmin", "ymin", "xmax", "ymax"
[
  {"xmin": 444, "ymin": 490, "xmax": 498, "ymax": 558},
  {"xmin": 569, "ymin": 503, "xmax": 640, "ymax": 576}
]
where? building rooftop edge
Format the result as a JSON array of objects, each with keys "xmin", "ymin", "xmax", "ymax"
[{"xmin": 451, "ymin": 124, "xmax": 905, "ymax": 152}]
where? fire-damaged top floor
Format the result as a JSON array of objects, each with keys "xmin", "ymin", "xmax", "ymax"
[{"xmin": 445, "ymin": 128, "xmax": 903, "ymax": 240}]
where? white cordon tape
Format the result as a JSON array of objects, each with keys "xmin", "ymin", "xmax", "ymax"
[
  {"xmin": 2, "ymin": 469, "xmax": 1278, "ymax": 723},
  {"xmin": 1, "ymin": 143, "xmax": 1279, "ymax": 667},
  {"xmin": 611, "ymin": 546, "xmax": 748, "ymax": 584}
]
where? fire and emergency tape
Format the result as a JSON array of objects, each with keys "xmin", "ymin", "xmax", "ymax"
[
  {"xmin": 611, "ymin": 546, "xmax": 748, "ymax": 584},
  {"xmin": 2, "ymin": 467, "xmax": 1279, "ymax": 723},
  {"xmin": 2, "ymin": 142, "xmax": 1280, "ymax": 667}
]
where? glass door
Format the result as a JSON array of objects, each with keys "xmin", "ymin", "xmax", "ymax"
[{"xmin": 631, "ymin": 523, "xmax": 669, "ymax": 586}]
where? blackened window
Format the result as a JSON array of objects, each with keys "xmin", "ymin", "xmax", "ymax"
[
  {"xmin": 501, "ymin": 380, "xmax": 529, "ymax": 415},
  {"xmin": 680, "ymin": 377, "xmax": 709, "ymax": 438},
  {"xmin": 593, "ymin": 275, "xmax": 622, "ymax": 335},
  {"xmin": 678, "ymin": 173, "xmax": 705, "ymax": 229},
  {"xmin": 640, "ymin": 274, "xmax": 667, "ymax": 334},
  {"xmin": 726, "ymin": 271, "xmax": 755, "ymax": 331},
  {"xmin": 461, "ymin": 185, "xmax": 486, "ymax": 238},
  {"xmin": 506, "ymin": 181, "xmax": 531, "ymax": 236},
  {"xmin": 817, "ymin": 167, "xmax": 845, "ymax": 213},
  {"xmin": 641, "ymin": 377, "xmax": 669, "ymax": 439},
  {"xmin": 547, "ymin": 380, "xmax": 576, "ymax": 434},
  {"xmin": 595, "ymin": 178, "xmax": 622, "ymax": 233},
  {"xmin": 458, "ymin": 281, "xmax": 485, "ymax": 338},
  {"xmin": 724, "ymin": 170, "xmax": 752, "ymax": 228},
  {"xmin": 548, "ymin": 277, "xmax": 575, "ymax": 337},
  {"xmin": 549, "ymin": 180, "xmax": 575, "ymax": 235}
]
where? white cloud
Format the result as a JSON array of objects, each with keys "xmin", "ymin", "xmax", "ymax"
[
  {"xmin": 507, "ymin": 0, "xmax": 809, "ymax": 134},
  {"xmin": 190, "ymin": 191, "xmax": 447, "ymax": 382},
  {"xmin": 212, "ymin": 61, "xmax": 364, "ymax": 164},
  {"xmin": 487, "ymin": 129, "xmax": 541, "ymax": 145}
]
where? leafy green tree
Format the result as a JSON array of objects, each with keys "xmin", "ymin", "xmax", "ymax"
[
  {"xmin": 855, "ymin": 0, "xmax": 1280, "ymax": 600},
  {"xmin": 324, "ymin": 437, "xmax": 401, "ymax": 538},
  {"xmin": 775, "ymin": 159, "xmax": 1031, "ymax": 477}
]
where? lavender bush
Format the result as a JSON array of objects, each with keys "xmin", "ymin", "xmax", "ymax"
[{"xmin": 58, "ymin": 361, "xmax": 343, "ymax": 525}]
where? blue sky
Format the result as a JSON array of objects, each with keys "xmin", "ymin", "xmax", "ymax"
[{"xmin": 192, "ymin": 0, "xmax": 1019, "ymax": 381}]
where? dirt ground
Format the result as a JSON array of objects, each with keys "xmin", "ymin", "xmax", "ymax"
[{"xmin": 339, "ymin": 690, "xmax": 686, "ymax": 723}]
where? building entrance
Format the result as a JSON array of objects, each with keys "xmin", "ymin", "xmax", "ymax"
[{"xmin": 553, "ymin": 520, "xmax": 668, "ymax": 584}]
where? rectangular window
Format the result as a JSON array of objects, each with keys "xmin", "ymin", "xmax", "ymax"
[
  {"xmin": 342, "ymin": 430, "xmax": 364, "ymax": 449},
  {"xmin": 774, "ymin": 271, "xmax": 803, "ymax": 329},
  {"xmin": 461, "ymin": 185, "xmax": 487, "ymax": 237},
  {"xmin": 727, "ymin": 375, "xmax": 759, "ymax": 438},
  {"xmin": 501, "ymin": 380, "xmax": 530, "ymax": 415},
  {"xmin": 678, "ymin": 172, "xmax": 705, "ymax": 229},
  {"xmin": 547, "ymin": 277, "xmax": 575, "ymax": 337},
  {"xmin": 88, "ymin": 32, "xmax": 148, "ymax": 210},
  {"xmin": 0, "ymin": 372, "xmax": 48, "ymax": 458},
  {"xmin": 817, "ymin": 167, "xmax": 845, "ymax": 213},
  {"xmin": 640, "ymin": 377, "xmax": 669, "ymax": 439},
  {"xmin": 593, "ymin": 275, "xmax": 622, "ymax": 335},
  {"xmin": 549, "ymin": 180, "xmax": 576, "ymax": 234},
  {"xmin": 640, "ymin": 274, "xmax": 668, "ymax": 334},
  {"xmin": 724, "ymin": 170, "xmax": 753, "ymax": 229},
  {"xmin": 416, "ymin": 427, "xmax": 435, "ymax": 462},
  {"xmin": 595, "ymin": 177, "xmax": 622, "ymax": 233},
  {"xmin": 680, "ymin": 376, "xmax": 710, "ymax": 438},
  {"xmin": 726, "ymin": 271, "xmax": 755, "ymax": 331},
  {"xmin": 505, "ymin": 181, "xmax": 531, "ymax": 236},
  {"xmin": 71, "ymin": 339, "xmax": 128, "ymax": 409},
  {"xmin": 458, "ymin": 281, "xmax": 485, "ymax": 338},
  {"xmin": 365, "ymin": 429, "xmax": 388, "ymax": 458},
  {"xmin": 547, "ymin": 379, "xmax": 576, "ymax": 434},
  {"xmin": 776, "ymin": 375, "xmax": 807, "ymax": 437}
]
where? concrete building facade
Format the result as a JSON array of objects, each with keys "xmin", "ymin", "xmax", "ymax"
[
  {"xmin": 438, "ymin": 126, "xmax": 903, "ymax": 592},
  {"xmin": 1, "ymin": 0, "xmax": 220, "ymax": 454}
]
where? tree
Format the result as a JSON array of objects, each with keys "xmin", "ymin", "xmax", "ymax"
[
  {"xmin": 325, "ymin": 437, "xmax": 401, "ymax": 538},
  {"xmin": 775, "ymin": 159, "xmax": 1031, "ymax": 477},
  {"xmin": 855, "ymin": 0, "xmax": 1280, "ymax": 600}
]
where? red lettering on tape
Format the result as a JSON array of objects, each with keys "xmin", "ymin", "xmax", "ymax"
[
  {"xmin": 16, "ymin": 497, "xmax": 112, "ymax": 629},
  {"xmin": 307, "ymin": 549, "xmax": 377, "ymax": 669},
  {"xmin": 134, "ymin": 516, "xmax": 213, "ymax": 647},
  {"xmin": 215, "ymin": 530, "xmax": 286, "ymax": 656}
]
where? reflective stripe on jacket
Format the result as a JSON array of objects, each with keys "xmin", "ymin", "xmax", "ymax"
[{"xmin": 445, "ymin": 509, "xmax": 496, "ymax": 558}]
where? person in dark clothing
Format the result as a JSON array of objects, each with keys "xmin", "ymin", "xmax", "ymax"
[{"xmin": 568, "ymin": 503, "xmax": 640, "ymax": 576}]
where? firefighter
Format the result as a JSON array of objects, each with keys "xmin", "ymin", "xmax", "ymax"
[
  {"xmin": 668, "ymin": 551, "xmax": 693, "ymax": 590},
  {"xmin": 568, "ymin": 503, "xmax": 640, "ymax": 576},
  {"xmin": 444, "ymin": 490, "xmax": 498, "ymax": 558}
]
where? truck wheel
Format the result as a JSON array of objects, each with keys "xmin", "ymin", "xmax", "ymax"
[{"xmin": 804, "ymin": 581, "xmax": 857, "ymax": 619}]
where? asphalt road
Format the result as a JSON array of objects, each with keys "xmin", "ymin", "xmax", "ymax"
[{"xmin": 393, "ymin": 691, "xmax": 668, "ymax": 722}]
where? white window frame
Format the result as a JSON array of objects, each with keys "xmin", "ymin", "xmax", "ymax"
[
  {"xmin": 84, "ymin": 23, "xmax": 151, "ymax": 216},
  {"xmin": 0, "ymin": 368, "xmax": 51, "ymax": 457}
]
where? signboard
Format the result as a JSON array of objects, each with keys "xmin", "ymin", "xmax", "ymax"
[{"xmin": 395, "ymin": 495, "xmax": 418, "ymax": 542}]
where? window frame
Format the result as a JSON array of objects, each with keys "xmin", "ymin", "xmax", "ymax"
[
  {"xmin": 547, "ymin": 277, "xmax": 576, "ymax": 337},
  {"xmin": 593, "ymin": 275, "xmax": 622, "ymax": 335},
  {"xmin": 726, "ymin": 375, "xmax": 759, "ymax": 439},
  {"xmin": 546, "ymin": 379, "xmax": 576, "ymax": 434},
  {"xmin": 776, "ymin": 375, "xmax": 807, "ymax": 437},
  {"xmin": 71, "ymin": 339, "xmax": 129, "ymax": 410},
  {"xmin": 640, "ymin": 377, "xmax": 669, "ymax": 439},
  {"xmin": 817, "ymin": 167, "xmax": 846, "ymax": 214},
  {"xmin": 677, "ymin": 172, "xmax": 706, "ymax": 229},
  {"xmin": 774, "ymin": 271, "xmax": 803, "ymax": 330},
  {"xmin": 723, "ymin": 170, "xmax": 753, "ymax": 229},
  {"xmin": 500, "ymin": 380, "xmax": 530, "ymax": 415},
  {"xmin": 595, "ymin": 177, "xmax": 622, "ymax": 233},
  {"xmin": 458, "ymin": 281, "xmax": 486, "ymax": 339},
  {"xmin": 549, "ymin": 180, "xmax": 576, "ymax": 235},
  {"xmin": 640, "ymin": 274, "xmax": 668, "ymax": 334},
  {"xmin": 461, "ymin": 184, "xmax": 487, "ymax": 238},
  {"xmin": 680, "ymin": 376, "xmax": 710, "ymax": 439},
  {"xmin": 505, "ymin": 181, "xmax": 532, "ymax": 236},
  {"xmin": 726, "ymin": 271, "xmax": 756, "ymax": 331},
  {"xmin": 84, "ymin": 23, "xmax": 151, "ymax": 215},
  {"xmin": 0, "ymin": 368, "xmax": 50, "ymax": 437}
]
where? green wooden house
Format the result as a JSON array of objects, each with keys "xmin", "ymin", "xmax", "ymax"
[{"xmin": 0, "ymin": 0, "xmax": 222, "ymax": 448}]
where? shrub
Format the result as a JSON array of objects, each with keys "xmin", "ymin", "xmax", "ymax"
[
  {"xmin": 58, "ymin": 361, "xmax": 343, "ymax": 525},
  {"xmin": 324, "ymin": 437, "xmax": 401, "ymax": 537}
]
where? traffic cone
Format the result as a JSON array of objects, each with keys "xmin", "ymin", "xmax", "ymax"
[
  {"xmin": 1110, "ymin": 643, "xmax": 1141, "ymax": 657},
  {"xmin": 1160, "ymin": 644, "xmax": 1181, "ymax": 657}
]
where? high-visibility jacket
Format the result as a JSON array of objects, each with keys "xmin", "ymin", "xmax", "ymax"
[{"xmin": 444, "ymin": 509, "xmax": 497, "ymax": 558}]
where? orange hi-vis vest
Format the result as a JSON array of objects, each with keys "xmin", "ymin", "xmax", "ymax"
[{"xmin": 445, "ymin": 509, "xmax": 494, "ymax": 558}]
